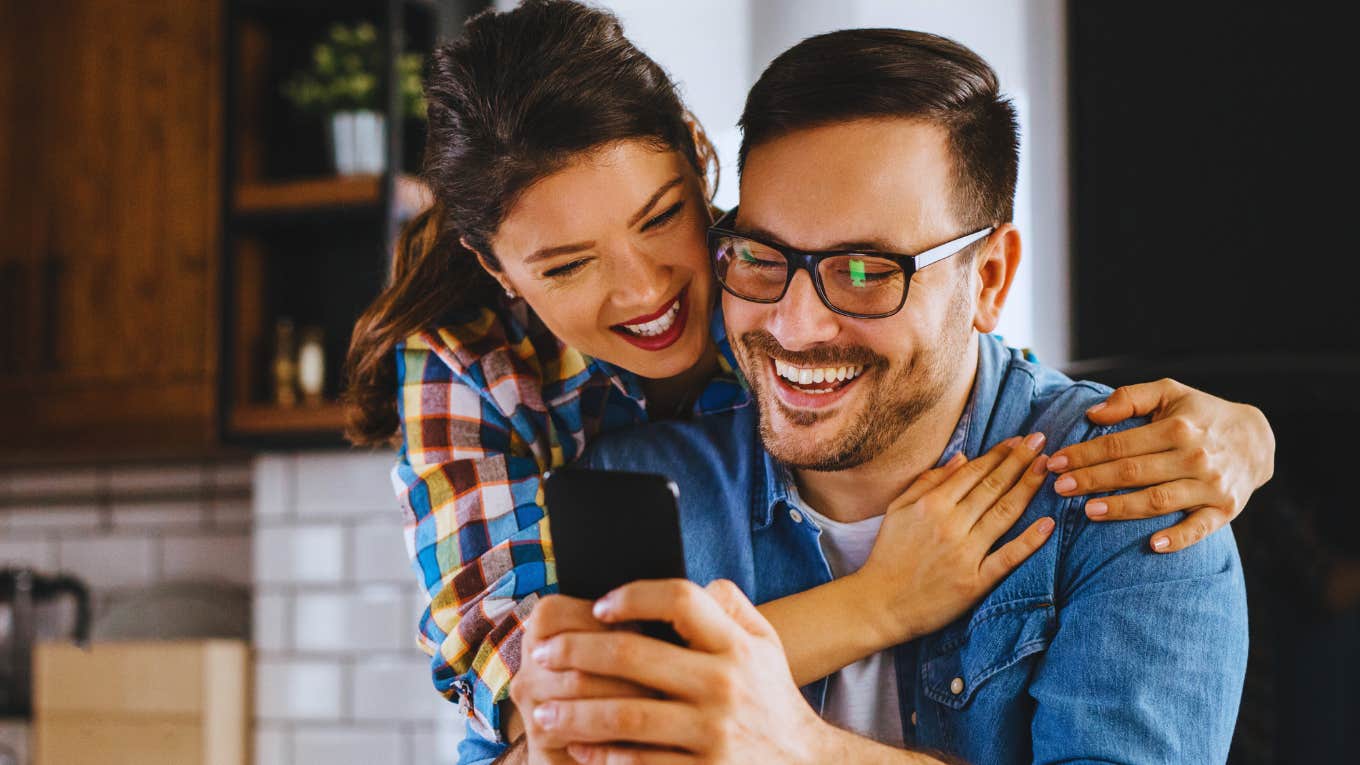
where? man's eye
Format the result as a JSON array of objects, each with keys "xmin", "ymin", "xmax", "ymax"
[
  {"xmin": 642, "ymin": 201, "xmax": 685, "ymax": 231},
  {"xmin": 543, "ymin": 259, "xmax": 589, "ymax": 278}
]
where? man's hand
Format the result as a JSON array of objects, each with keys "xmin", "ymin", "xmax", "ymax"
[
  {"xmin": 1046, "ymin": 378, "xmax": 1275, "ymax": 553},
  {"xmin": 510, "ymin": 595, "xmax": 655, "ymax": 765}
]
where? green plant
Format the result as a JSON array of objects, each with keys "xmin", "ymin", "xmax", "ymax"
[{"xmin": 282, "ymin": 22, "xmax": 426, "ymax": 119}]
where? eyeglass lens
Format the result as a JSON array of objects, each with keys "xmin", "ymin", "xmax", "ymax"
[{"xmin": 713, "ymin": 235, "xmax": 906, "ymax": 316}]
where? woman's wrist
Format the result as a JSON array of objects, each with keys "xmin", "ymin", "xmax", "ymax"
[{"xmin": 844, "ymin": 569, "xmax": 919, "ymax": 649}]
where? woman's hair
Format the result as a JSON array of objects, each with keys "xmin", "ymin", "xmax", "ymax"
[{"xmin": 345, "ymin": 0, "xmax": 717, "ymax": 446}]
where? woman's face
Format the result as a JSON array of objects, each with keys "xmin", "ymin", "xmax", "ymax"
[{"xmin": 485, "ymin": 139, "xmax": 714, "ymax": 379}]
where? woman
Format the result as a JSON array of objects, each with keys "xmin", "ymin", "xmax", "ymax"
[{"xmin": 344, "ymin": 0, "xmax": 1275, "ymax": 758}]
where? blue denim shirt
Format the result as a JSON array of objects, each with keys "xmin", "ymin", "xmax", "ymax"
[{"xmin": 584, "ymin": 334, "xmax": 1248, "ymax": 764}]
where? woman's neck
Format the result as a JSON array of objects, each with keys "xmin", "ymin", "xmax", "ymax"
[{"xmin": 642, "ymin": 341, "xmax": 721, "ymax": 421}]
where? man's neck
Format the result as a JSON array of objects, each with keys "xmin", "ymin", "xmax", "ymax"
[{"xmin": 793, "ymin": 336, "xmax": 980, "ymax": 524}]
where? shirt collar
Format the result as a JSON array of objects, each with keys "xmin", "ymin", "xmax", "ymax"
[{"xmin": 753, "ymin": 333, "xmax": 1006, "ymax": 532}]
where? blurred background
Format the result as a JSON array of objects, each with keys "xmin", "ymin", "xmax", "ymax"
[{"xmin": 0, "ymin": 1, "xmax": 1355, "ymax": 764}]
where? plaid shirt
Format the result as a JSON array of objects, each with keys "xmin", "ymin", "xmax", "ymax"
[{"xmin": 393, "ymin": 298, "xmax": 747, "ymax": 742}]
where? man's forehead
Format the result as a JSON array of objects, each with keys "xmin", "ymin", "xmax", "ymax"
[{"xmin": 736, "ymin": 118, "xmax": 959, "ymax": 252}]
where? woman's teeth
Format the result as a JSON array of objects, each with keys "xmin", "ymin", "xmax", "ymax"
[
  {"xmin": 773, "ymin": 358, "xmax": 862, "ymax": 393},
  {"xmin": 620, "ymin": 300, "xmax": 680, "ymax": 337}
]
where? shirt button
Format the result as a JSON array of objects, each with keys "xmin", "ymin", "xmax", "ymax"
[
  {"xmin": 910, "ymin": 711, "xmax": 918, "ymax": 726},
  {"xmin": 950, "ymin": 677, "xmax": 965, "ymax": 695},
  {"xmin": 789, "ymin": 508, "xmax": 804, "ymax": 524}
]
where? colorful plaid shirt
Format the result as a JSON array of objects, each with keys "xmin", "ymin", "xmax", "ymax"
[{"xmin": 392, "ymin": 298, "xmax": 748, "ymax": 742}]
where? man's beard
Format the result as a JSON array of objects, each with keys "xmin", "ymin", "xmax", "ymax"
[{"xmin": 736, "ymin": 286, "xmax": 973, "ymax": 472}]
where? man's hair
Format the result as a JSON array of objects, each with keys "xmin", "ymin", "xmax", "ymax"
[{"xmin": 738, "ymin": 29, "xmax": 1019, "ymax": 229}]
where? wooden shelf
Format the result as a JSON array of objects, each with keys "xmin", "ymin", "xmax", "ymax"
[
  {"xmin": 229, "ymin": 402, "xmax": 348, "ymax": 435},
  {"xmin": 233, "ymin": 175, "xmax": 382, "ymax": 215}
]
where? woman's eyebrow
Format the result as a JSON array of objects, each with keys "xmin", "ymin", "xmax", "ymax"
[{"xmin": 627, "ymin": 176, "xmax": 683, "ymax": 227}]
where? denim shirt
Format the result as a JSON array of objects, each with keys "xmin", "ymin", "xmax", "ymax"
[{"xmin": 585, "ymin": 334, "xmax": 1249, "ymax": 764}]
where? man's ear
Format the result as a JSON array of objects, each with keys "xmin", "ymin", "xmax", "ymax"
[
  {"xmin": 972, "ymin": 223, "xmax": 1021, "ymax": 333},
  {"xmin": 461, "ymin": 235, "xmax": 517, "ymax": 297}
]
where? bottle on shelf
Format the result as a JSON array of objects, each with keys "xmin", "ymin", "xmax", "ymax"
[
  {"xmin": 297, "ymin": 326, "xmax": 326, "ymax": 407},
  {"xmin": 273, "ymin": 318, "xmax": 298, "ymax": 408}
]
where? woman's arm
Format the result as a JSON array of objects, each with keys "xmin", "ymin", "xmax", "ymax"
[
  {"xmin": 1046, "ymin": 378, "xmax": 1275, "ymax": 553},
  {"xmin": 761, "ymin": 436, "xmax": 1055, "ymax": 685}
]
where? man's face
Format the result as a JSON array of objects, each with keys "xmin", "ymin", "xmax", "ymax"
[{"xmin": 727, "ymin": 118, "xmax": 981, "ymax": 471}]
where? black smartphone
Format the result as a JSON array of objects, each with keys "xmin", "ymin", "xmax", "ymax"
[{"xmin": 543, "ymin": 468, "xmax": 687, "ymax": 645}]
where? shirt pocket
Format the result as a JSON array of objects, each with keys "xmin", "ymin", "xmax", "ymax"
[{"xmin": 921, "ymin": 597, "xmax": 1055, "ymax": 710}]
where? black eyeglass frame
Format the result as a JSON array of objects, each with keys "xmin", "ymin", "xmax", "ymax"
[{"xmin": 707, "ymin": 207, "xmax": 995, "ymax": 319}]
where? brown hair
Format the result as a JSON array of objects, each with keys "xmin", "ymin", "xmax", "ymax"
[
  {"xmin": 345, "ymin": 0, "xmax": 716, "ymax": 445},
  {"xmin": 739, "ymin": 29, "xmax": 1018, "ymax": 229}
]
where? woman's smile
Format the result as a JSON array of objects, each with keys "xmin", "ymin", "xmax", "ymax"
[{"xmin": 610, "ymin": 287, "xmax": 690, "ymax": 351}]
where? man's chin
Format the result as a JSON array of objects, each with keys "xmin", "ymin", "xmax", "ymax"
[{"xmin": 757, "ymin": 399, "xmax": 870, "ymax": 471}]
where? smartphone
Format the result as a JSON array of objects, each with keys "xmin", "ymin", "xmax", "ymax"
[{"xmin": 543, "ymin": 468, "xmax": 688, "ymax": 645}]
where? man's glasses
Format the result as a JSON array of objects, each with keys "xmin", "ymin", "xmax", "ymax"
[{"xmin": 707, "ymin": 208, "xmax": 994, "ymax": 319}]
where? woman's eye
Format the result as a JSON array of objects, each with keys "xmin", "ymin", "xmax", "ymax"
[
  {"xmin": 543, "ymin": 259, "xmax": 589, "ymax": 278},
  {"xmin": 642, "ymin": 201, "xmax": 685, "ymax": 231}
]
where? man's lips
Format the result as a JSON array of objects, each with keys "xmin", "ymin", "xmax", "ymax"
[{"xmin": 765, "ymin": 355, "xmax": 866, "ymax": 411}]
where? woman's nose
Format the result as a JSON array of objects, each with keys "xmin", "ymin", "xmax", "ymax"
[{"xmin": 610, "ymin": 246, "xmax": 671, "ymax": 309}]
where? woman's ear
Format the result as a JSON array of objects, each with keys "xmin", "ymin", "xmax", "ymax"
[
  {"xmin": 682, "ymin": 111, "xmax": 719, "ymax": 206},
  {"xmin": 461, "ymin": 236, "xmax": 518, "ymax": 299},
  {"xmin": 972, "ymin": 223, "xmax": 1022, "ymax": 334}
]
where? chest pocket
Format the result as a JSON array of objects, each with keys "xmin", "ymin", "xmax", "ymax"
[{"xmin": 921, "ymin": 597, "xmax": 1055, "ymax": 710}]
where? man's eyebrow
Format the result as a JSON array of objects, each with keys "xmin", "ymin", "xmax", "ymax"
[
  {"xmin": 736, "ymin": 222, "xmax": 901, "ymax": 254},
  {"xmin": 627, "ymin": 176, "xmax": 684, "ymax": 227}
]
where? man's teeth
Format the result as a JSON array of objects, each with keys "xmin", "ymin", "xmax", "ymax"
[
  {"xmin": 773, "ymin": 358, "xmax": 862, "ymax": 393},
  {"xmin": 621, "ymin": 300, "xmax": 680, "ymax": 337}
]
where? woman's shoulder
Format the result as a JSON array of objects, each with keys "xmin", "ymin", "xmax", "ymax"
[{"xmin": 400, "ymin": 300, "xmax": 548, "ymax": 374}]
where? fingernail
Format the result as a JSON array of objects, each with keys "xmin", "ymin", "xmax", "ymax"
[
  {"xmin": 948, "ymin": 452, "xmax": 966, "ymax": 466},
  {"xmin": 1085, "ymin": 500, "xmax": 1108, "ymax": 518},
  {"xmin": 1024, "ymin": 432, "xmax": 1046, "ymax": 450},
  {"xmin": 1037, "ymin": 517, "xmax": 1055, "ymax": 534},
  {"xmin": 1047, "ymin": 454, "xmax": 1068, "ymax": 471},
  {"xmin": 1054, "ymin": 475, "xmax": 1077, "ymax": 493},
  {"xmin": 1030, "ymin": 455, "xmax": 1049, "ymax": 474},
  {"xmin": 1151, "ymin": 536, "xmax": 1171, "ymax": 552},
  {"xmin": 1088, "ymin": 401, "xmax": 1107, "ymax": 414},
  {"xmin": 531, "ymin": 644, "xmax": 551, "ymax": 666},
  {"xmin": 592, "ymin": 598, "xmax": 614, "ymax": 620},
  {"xmin": 533, "ymin": 703, "xmax": 559, "ymax": 728}
]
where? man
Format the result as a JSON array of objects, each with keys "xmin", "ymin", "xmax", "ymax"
[{"xmin": 511, "ymin": 29, "xmax": 1248, "ymax": 764}]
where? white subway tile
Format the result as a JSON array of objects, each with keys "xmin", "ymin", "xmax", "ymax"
[
  {"xmin": 409, "ymin": 717, "xmax": 465, "ymax": 765},
  {"xmin": 254, "ymin": 454, "xmax": 296, "ymax": 519},
  {"xmin": 254, "ymin": 592, "xmax": 291, "ymax": 653},
  {"xmin": 255, "ymin": 524, "xmax": 347, "ymax": 585},
  {"xmin": 57, "ymin": 536, "xmax": 156, "ymax": 589},
  {"xmin": 0, "ymin": 538, "xmax": 59, "ymax": 570},
  {"xmin": 295, "ymin": 452, "xmax": 398, "ymax": 517},
  {"xmin": 293, "ymin": 587, "xmax": 408, "ymax": 654},
  {"xmin": 161, "ymin": 533, "xmax": 252, "ymax": 585},
  {"xmin": 352, "ymin": 656, "xmax": 450, "ymax": 722},
  {"xmin": 5, "ymin": 467, "xmax": 99, "ymax": 497},
  {"xmin": 110, "ymin": 500, "xmax": 207, "ymax": 530},
  {"xmin": 108, "ymin": 463, "xmax": 206, "ymax": 494},
  {"xmin": 255, "ymin": 659, "xmax": 344, "ymax": 721},
  {"xmin": 2, "ymin": 506, "xmax": 104, "ymax": 534},
  {"xmin": 294, "ymin": 727, "xmax": 405, "ymax": 765},
  {"xmin": 293, "ymin": 592, "xmax": 347, "ymax": 653},
  {"xmin": 253, "ymin": 724, "xmax": 292, "ymax": 765},
  {"xmin": 353, "ymin": 519, "xmax": 415, "ymax": 585}
]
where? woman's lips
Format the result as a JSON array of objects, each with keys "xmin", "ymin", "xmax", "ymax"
[{"xmin": 610, "ymin": 289, "xmax": 690, "ymax": 352}]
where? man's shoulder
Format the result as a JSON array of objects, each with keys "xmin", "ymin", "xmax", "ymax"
[
  {"xmin": 583, "ymin": 407, "xmax": 760, "ymax": 478},
  {"xmin": 987, "ymin": 341, "xmax": 1135, "ymax": 453}
]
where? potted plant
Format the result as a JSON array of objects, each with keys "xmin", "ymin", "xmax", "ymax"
[{"xmin": 282, "ymin": 22, "xmax": 425, "ymax": 175}]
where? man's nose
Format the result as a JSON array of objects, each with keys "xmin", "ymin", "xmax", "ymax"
[{"xmin": 767, "ymin": 270, "xmax": 840, "ymax": 350}]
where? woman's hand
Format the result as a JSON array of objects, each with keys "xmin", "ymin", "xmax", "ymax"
[
  {"xmin": 854, "ymin": 434, "xmax": 1056, "ymax": 647},
  {"xmin": 1046, "ymin": 378, "xmax": 1276, "ymax": 554}
]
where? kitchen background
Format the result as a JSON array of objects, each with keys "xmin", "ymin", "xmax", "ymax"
[{"xmin": 1, "ymin": 1, "xmax": 1355, "ymax": 765}]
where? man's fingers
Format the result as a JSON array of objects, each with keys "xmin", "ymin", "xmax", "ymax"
[
  {"xmin": 1081, "ymin": 479, "xmax": 1219, "ymax": 521},
  {"xmin": 704, "ymin": 579, "xmax": 777, "ymax": 640},
  {"xmin": 592, "ymin": 579, "xmax": 740, "ymax": 653},
  {"xmin": 978, "ymin": 516, "xmax": 1056, "ymax": 586},
  {"xmin": 1082, "ymin": 379, "xmax": 1179, "ymax": 425},
  {"xmin": 526, "ymin": 594, "xmax": 606, "ymax": 641},
  {"xmin": 1047, "ymin": 416, "xmax": 1195, "ymax": 473},
  {"xmin": 567, "ymin": 742, "xmax": 696, "ymax": 765},
  {"xmin": 970, "ymin": 454, "xmax": 1048, "ymax": 541},
  {"xmin": 534, "ymin": 630, "xmax": 717, "ymax": 700},
  {"xmin": 958, "ymin": 433, "xmax": 1046, "ymax": 523},
  {"xmin": 526, "ymin": 667, "xmax": 655, "ymax": 703},
  {"xmin": 534, "ymin": 698, "xmax": 707, "ymax": 749},
  {"xmin": 1052, "ymin": 449, "xmax": 1195, "ymax": 497},
  {"xmin": 1149, "ymin": 507, "xmax": 1231, "ymax": 553},
  {"xmin": 892, "ymin": 452, "xmax": 967, "ymax": 508}
]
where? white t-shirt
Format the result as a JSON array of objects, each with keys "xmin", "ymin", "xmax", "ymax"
[{"xmin": 794, "ymin": 499, "xmax": 906, "ymax": 747}]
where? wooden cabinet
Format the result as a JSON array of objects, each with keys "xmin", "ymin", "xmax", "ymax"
[{"xmin": 0, "ymin": 0, "xmax": 223, "ymax": 457}]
